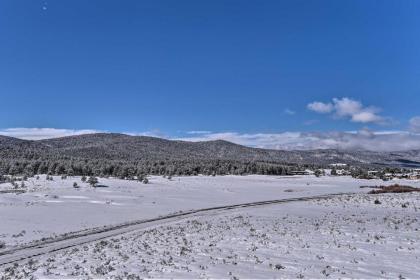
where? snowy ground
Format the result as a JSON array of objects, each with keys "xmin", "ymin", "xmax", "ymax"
[
  {"xmin": 2, "ymin": 191, "xmax": 419, "ymax": 279},
  {"xmin": 1, "ymin": 175, "xmax": 420, "ymax": 249}
]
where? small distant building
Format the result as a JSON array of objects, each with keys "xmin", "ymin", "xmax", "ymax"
[
  {"xmin": 394, "ymin": 173, "xmax": 404, "ymax": 179},
  {"xmin": 336, "ymin": 169, "xmax": 350, "ymax": 176},
  {"xmin": 409, "ymin": 169, "xmax": 420, "ymax": 180},
  {"xmin": 384, "ymin": 173, "xmax": 394, "ymax": 180},
  {"xmin": 409, "ymin": 174, "xmax": 419, "ymax": 180},
  {"xmin": 305, "ymin": 169, "xmax": 315, "ymax": 175},
  {"xmin": 329, "ymin": 163, "xmax": 347, "ymax": 167},
  {"xmin": 290, "ymin": 170, "xmax": 313, "ymax": 176},
  {"xmin": 412, "ymin": 169, "xmax": 420, "ymax": 175}
]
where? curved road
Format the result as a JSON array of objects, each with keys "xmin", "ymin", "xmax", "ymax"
[{"xmin": 0, "ymin": 192, "xmax": 351, "ymax": 267}]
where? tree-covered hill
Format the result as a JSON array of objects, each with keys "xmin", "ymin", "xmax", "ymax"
[{"xmin": 1, "ymin": 133, "xmax": 419, "ymax": 177}]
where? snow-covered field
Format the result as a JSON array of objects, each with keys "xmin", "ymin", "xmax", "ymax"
[
  {"xmin": 1, "ymin": 175, "xmax": 420, "ymax": 278},
  {"xmin": 2, "ymin": 191, "xmax": 419, "ymax": 278},
  {"xmin": 1, "ymin": 174, "xmax": 412, "ymax": 248}
]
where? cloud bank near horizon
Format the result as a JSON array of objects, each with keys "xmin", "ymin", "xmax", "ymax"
[
  {"xmin": 0, "ymin": 128, "xmax": 102, "ymax": 141},
  {"xmin": 178, "ymin": 130, "xmax": 420, "ymax": 152}
]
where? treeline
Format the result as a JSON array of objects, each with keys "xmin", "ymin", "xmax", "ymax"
[{"xmin": 0, "ymin": 157, "xmax": 299, "ymax": 178}]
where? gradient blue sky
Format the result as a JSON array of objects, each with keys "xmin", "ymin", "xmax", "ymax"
[{"xmin": 1, "ymin": 0, "xmax": 420, "ymax": 150}]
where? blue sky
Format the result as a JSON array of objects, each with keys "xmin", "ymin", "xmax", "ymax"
[{"xmin": 1, "ymin": 0, "xmax": 420, "ymax": 150}]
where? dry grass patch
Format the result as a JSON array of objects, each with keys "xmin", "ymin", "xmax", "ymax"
[{"xmin": 368, "ymin": 184, "xmax": 420, "ymax": 194}]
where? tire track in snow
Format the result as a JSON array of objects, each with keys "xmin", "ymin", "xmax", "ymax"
[{"xmin": 0, "ymin": 192, "xmax": 352, "ymax": 266}]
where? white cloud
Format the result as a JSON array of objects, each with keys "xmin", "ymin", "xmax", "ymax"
[
  {"xmin": 0, "ymin": 128, "xmax": 101, "ymax": 140},
  {"xmin": 125, "ymin": 129, "xmax": 168, "ymax": 138},
  {"xmin": 284, "ymin": 109, "xmax": 296, "ymax": 115},
  {"xmin": 351, "ymin": 111, "xmax": 383, "ymax": 123},
  {"xmin": 308, "ymin": 97, "xmax": 386, "ymax": 124},
  {"xmin": 332, "ymin": 97, "xmax": 363, "ymax": 117},
  {"xmin": 186, "ymin": 130, "xmax": 213, "ymax": 135},
  {"xmin": 409, "ymin": 117, "xmax": 420, "ymax": 133},
  {"xmin": 307, "ymin": 102, "xmax": 333, "ymax": 114},
  {"xmin": 177, "ymin": 130, "xmax": 420, "ymax": 152}
]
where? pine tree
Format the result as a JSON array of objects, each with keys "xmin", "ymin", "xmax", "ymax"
[{"xmin": 87, "ymin": 176, "xmax": 98, "ymax": 187}]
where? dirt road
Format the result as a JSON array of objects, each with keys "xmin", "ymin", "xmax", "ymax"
[{"xmin": 0, "ymin": 193, "xmax": 351, "ymax": 266}]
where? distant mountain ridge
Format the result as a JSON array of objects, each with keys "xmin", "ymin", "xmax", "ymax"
[{"xmin": 1, "ymin": 133, "xmax": 420, "ymax": 168}]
